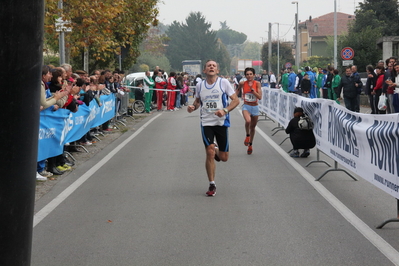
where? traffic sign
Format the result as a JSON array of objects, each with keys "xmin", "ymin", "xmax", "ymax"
[
  {"xmin": 342, "ymin": 60, "xmax": 353, "ymax": 66},
  {"xmin": 341, "ymin": 47, "xmax": 354, "ymax": 60},
  {"xmin": 285, "ymin": 62, "xmax": 292, "ymax": 69},
  {"xmin": 55, "ymin": 18, "xmax": 72, "ymax": 32}
]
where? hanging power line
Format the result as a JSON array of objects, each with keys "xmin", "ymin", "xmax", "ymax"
[{"xmin": 271, "ymin": 19, "xmax": 295, "ymax": 39}]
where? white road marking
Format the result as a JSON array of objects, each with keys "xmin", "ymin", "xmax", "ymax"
[
  {"xmin": 33, "ymin": 114, "xmax": 162, "ymax": 228},
  {"xmin": 255, "ymin": 124, "xmax": 399, "ymax": 266}
]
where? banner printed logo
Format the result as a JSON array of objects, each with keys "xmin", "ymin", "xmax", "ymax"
[
  {"xmin": 302, "ymin": 102, "xmax": 322, "ymax": 138},
  {"xmin": 328, "ymin": 106, "xmax": 360, "ymax": 157},
  {"xmin": 366, "ymin": 120, "xmax": 399, "ymax": 176},
  {"xmin": 85, "ymin": 105, "xmax": 99, "ymax": 128},
  {"xmin": 38, "ymin": 128, "xmax": 56, "ymax": 140},
  {"xmin": 270, "ymin": 91, "xmax": 278, "ymax": 112},
  {"xmin": 102, "ymin": 98, "xmax": 115, "ymax": 117},
  {"xmin": 279, "ymin": 94, "xmax": 287, "ymax": 119},
  {"xmin": 60, "ymin": 113, "xmax": 74, "ymax": 145},
  {"xmin": 263, "ymin": 90, "xmax": 270, "ymax": 108}
]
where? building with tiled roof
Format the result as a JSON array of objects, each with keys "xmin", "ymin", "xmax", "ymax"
[{"xmin": 298, "ymin": 12, "xmax": 355, "ymax": 62}]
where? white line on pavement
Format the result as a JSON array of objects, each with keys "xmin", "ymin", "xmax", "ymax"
[
  {"xmin": 33, "ymin": 113, "xmax": 162, "ymax": 228},
  {"xmin": 255, "ymin": 124, "xmax": 399, "ymax": 266}
]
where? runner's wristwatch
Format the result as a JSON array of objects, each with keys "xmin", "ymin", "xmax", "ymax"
[{"xmin": 223, "ymin": 108, "xmax": 228, "ymax": 114}]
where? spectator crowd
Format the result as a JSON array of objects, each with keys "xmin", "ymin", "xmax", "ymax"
[
  {"xmin": 37, "ymin": 64, "xmax": 130, "ymax": 181},
  {"xmin": 238, "ymin": 56, "xmax": 399, "ymax": 115}
]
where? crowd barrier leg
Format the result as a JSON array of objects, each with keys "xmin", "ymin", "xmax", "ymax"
[
  {"xmin": 306, "ymin": 149, "xmax": 331, "ymax": 167},
  {"xmin": 376, "ymin": 199, "xmax": 399, "ymax": 229},
  {"xmin": 64, "ymin": 151, "xmax": 76, "ymax": 162},
  {"xmin": 315, "ymin": 160, "xmax": 358, "ymax": 181},
  {"xmin": 92, "ymin": 134, "xmax": 101, "ymax": 142},
  {"xmin": 115, "ymin": 119, "xmax": 126, "ymax": 127},
  {"xmin": 271, "ymin": 123, "xmax": 282, "ymax": 131},
  {"xmin": 114, "ymin": 100, "xmax": 126, "ymax": 127},
  {"xmin": 279, "ymin": 136, "xmax": 290, "ymax": 146},
  {"xmin": 125, "ymin": 112, "xmax": 136, "ymax": 121},
  {"xmin": 69, "ymin": 142, "xmax": 89, "ymax": 153},
  {"xmin": 94, "ymin": 131, "xmax": 105, "ymax": 138},
  {"xmin": 272, "ymin": 123, "xmax": 285, "ymax": 136},
  {"xmin": 260, "ymin": 111, "xmax": 274, "ymax": 122}
]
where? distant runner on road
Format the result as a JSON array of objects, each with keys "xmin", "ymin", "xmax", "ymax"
[
  {"xmin": 236, "ymin": 67, "xmax": 262, "ymax": 155},
  {"xmin": 187, "ymin": 60, "xmax": 239, "ymax": 196}
]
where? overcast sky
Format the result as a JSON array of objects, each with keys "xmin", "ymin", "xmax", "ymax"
[{"xmin": 157, "ymin": 0, "xmax": 361, "ymax": 43}]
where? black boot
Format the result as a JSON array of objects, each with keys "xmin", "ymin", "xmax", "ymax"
[{"xmin": 48, "ymin": 166, "xmax": 65, "ymax": 175}]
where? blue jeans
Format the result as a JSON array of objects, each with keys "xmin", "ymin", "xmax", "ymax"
[
  {"xmin": 175, "ymin": 91, "xmax": 181, "ymax": 108},
  {"xmin": 37, "ymin": 160, "xmax": 46, "ymax": 172}
]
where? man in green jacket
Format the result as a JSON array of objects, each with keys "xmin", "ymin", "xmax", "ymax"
[
  {"xmin": 281, "ymin": 70, "xmax": 289, "ymax": 92},
  {"xmin": 331, "ymin": 69, "xmax": 342, "ymax": 104},
  {"xmin": 143, "ymin": 71, "xmax": 155, "ymax": 113},
  {"xmin": 316, "ymin": 68, "xmax": 324, "ymax": 98}
]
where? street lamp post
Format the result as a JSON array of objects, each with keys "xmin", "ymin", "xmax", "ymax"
[
  {"xmin": 58, "ymin": 0, "xmax": 65, "ymax": 65},
  {"xmin": 334, "ymin": 0, "xmax": 337, "ymax": 68},
  {"xmin": 292, "ymin": 1, "xmax": 299, "ymax": 69},
  {"xmin": 274, "ymin": 23, "xmax": 280, "ymax": 75},
  {"xmin": 268, "ymin": 23, "xmax": 272, "ymax": 74}
]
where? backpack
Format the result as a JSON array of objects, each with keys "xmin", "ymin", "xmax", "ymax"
[{"xmin": 298, "ymin": 115, "xmax": 314, "ymax": 130}]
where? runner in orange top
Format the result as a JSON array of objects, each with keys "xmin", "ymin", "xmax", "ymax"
[{"xmin": 236, "ymin": 67, "xmax": 262, "ymax": 154}]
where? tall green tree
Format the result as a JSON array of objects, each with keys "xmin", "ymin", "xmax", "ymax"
[
  {"xmin": 241, "ymin": 42, "xmax": 262, "ymax": 60},
  {"xmin": 130, "ymin": 52, "xmax": 171, "ymax": 73},
  {"xmin": 214, "ymin": 40, "xmax": 231, "ymax": 75},
  {"xmin": 165, "ymin": 12, "xmax": 218, "ymax": 71},
  {"xmin": 339, "ymin": 0, "xmax": 398, "ymax": 70},
  {"xmin": 353, "ymin": 0, "xmax": 399, "ymax": 36},
  {"xmin": 261, "ymin": 42, "xmax": 294, "ymax": 73},
  {"xmin": 302, "ymin": 56, "xmax": 333, "ymax": 69},
  {"xmin": 44, "ymin": 0, "xmax": 159, "ymax": 71},
  {"xmin": 216, "ymin": 29, "xmax": 247, "ymax": 46},
  {"xmin": 219, "ymin": 21, "xmax": 229, "ymax": 30},
  {"xmin": 339, "ymin": 26, "xmax": 383, "ymax": 71}
]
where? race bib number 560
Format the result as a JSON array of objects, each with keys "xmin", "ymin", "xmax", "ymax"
[{"xmin": 204, "ymin": 100, "xmax": 220, "ymax": 113}]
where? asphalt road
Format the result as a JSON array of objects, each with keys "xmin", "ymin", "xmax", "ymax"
[{"xmin": 32, "ymin": 101, "xmax": 399, "ymax": 266}]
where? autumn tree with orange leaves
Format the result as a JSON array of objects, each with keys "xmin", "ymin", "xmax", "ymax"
[{"xmin": 44, "ymin": 0, "xmax": 159, "ymax": 71}]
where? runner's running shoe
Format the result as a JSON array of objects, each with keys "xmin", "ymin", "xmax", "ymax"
[
  {"xmin": 247, "ymin": 145, "xmax": 253, "ymax": 155},
  {"xmin": 206, "ymin": 184, "xmax": 216, "ymax": 197},
  {"xmin": 244, "ymin": 136, "xmax": 250, "ymax": 146}
]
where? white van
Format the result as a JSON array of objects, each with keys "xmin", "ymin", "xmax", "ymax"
[{"xmin": 125, "ymin": 71, "xmax": 168, "ymax": 87}]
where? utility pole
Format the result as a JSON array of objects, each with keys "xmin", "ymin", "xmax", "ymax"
[
  {"xmin": 292, "ymin": 1, "xmax": 300, "ymax": 68},
  {"xmin": 275, "ymin": 23, "xmax": 280, "ymax": 75},
  {"xmin": 268, "ymin": 23, "xmax": 272, "ymax": 74},
  {"xmin": 58, "ymin": 0, "xmax": 65, "ymax": 65},
  {"xmin": 0, "ymin": 0, "xmax": 44, "ymax": 265},
  {"xmin": 334, "ymin": 0, "xmax": 338, "ymax": 68}
]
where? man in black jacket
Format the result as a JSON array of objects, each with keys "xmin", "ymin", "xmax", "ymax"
[
  {"xmin": 337, "ymin": 67, "xmax": 363, "ymax": 112},
  {"xmin": 324, "ymin": 65, "xmax": 334, "ymax": 100},
  {"xmin": 365, "ymin": 65, "xmax": 377, "ymax": 114}
]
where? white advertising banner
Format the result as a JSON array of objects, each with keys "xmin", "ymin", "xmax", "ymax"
[{"xmin": 260, "ymin": 87, "xmax": 399, "ymax": 199}]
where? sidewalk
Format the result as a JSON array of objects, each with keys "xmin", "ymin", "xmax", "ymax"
[{"xmin": 35, "ymin": 114, "xmax": 148, "ymax": 201}]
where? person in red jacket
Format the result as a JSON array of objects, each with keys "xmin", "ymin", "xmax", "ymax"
[
  {"xmin": 154, "ymin": 70, "xmax": 166, "ymax": 111},
  {"xmin": 371, "ymin": 65, "xmax": 386, "ymax": 114},
  {"xmin": 167, "ymin": 72, "xmax": 177, "ymax": 111}
]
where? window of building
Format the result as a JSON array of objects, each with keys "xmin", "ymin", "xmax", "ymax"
[
  {"xmin": 393, "ymin": 42, "xmax": 399, "ymax": 58},
  {"xmin": 314, "ymin": 24, "xmax": 318, "ymax": 33}
]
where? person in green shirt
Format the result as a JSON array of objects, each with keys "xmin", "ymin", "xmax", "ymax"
[
  {"xmin": 281, "ymin": 70, "xmax": 289, "ymax": 92},
  {"xmin": 143, "ymin": 71, "xmax": 155, "ymax": 113},
  {"xmin": 316, "ymin": 68, "xmax": 324, "ymax": 98},
  {"xmin": 332, "ymin": 69, "xmax": 341, "ymax": 104}
]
